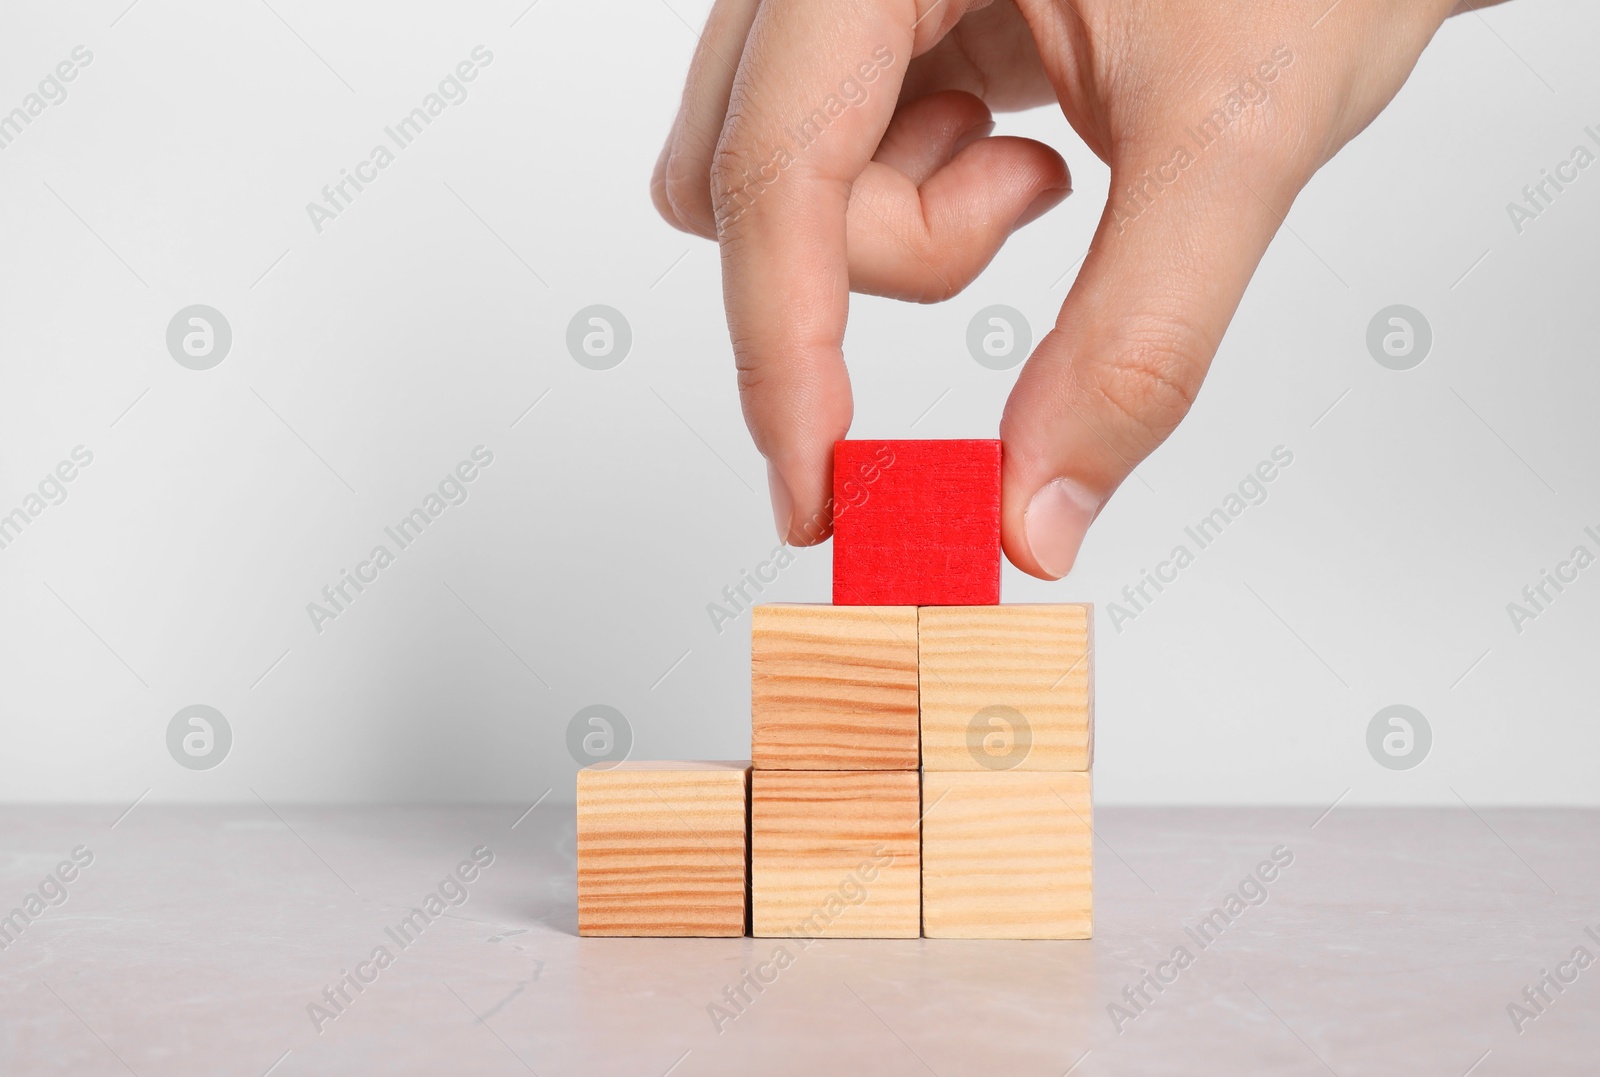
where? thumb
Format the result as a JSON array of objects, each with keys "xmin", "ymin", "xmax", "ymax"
[{"xmin": 1001, "ymin": 140, "xmax": 1299, "ymax": 579}]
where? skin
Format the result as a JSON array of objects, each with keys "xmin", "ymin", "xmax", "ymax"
[{"xmin": 653, "ymin": 0, "xmax": 1507, "ymax": 578}]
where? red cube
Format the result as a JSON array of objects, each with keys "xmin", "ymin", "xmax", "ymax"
[{"xmin": 832, "ymin": 439, "xmax": 1002, "ymax": 606}]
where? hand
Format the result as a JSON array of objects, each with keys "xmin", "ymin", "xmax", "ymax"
[{"xmin": 653, "ymin": 0, "xmax": 1490, "ymax": 577}]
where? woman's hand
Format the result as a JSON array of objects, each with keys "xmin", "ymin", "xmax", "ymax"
[{"xmin": 654, "ymin": 0, "xmax": 1487, "ymax": 577}]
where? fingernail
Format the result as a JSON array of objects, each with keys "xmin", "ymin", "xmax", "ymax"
[
  {"xmin": 952, "ymin": 120, "xmax": 995, "ymax": 156},
  {"xmin": 767, "ymin": 460, "xmax": 794, "ymax": 543},
  {"xmin": 1024, "ymin": 477, "xmax": 1101, "ymax": 579},
  {"xmin": 1015, "ymin": 185, "xmax": 1071, "ymax": 230}
]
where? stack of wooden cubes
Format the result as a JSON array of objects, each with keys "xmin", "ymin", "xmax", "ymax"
[{"xmin": 577, "ymin": 439, "xmax": 1093, "ymax": 939}]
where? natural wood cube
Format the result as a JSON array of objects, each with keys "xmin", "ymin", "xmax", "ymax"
[
  {"xmin": 751, "ymin": 770, "xmax": 920, "ymax": 938},
  {"xmin": 921, "ymin": 771, "xmax": 1092, "ymax": 939},
  {"xmin": 919, "ymin": 604, "xmax": 1093, "ymax": 771},
  {"xmin": 751, "ymin": 604, "xmax": 919, "ymax": 770},
  {"xmin": 577, "ymin": 761, "xmax": 750, "ymax": 937}
]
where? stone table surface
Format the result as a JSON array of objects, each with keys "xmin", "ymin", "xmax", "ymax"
[{"xmin": 1, "ymin": 805, "xmax": 1595, "ymax": 1076}]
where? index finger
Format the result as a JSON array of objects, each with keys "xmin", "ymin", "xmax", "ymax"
[{"xmin": 714, "ymin": 0, "xmax": 947, "ymax": 544}]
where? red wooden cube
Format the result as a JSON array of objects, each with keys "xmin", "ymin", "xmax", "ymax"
[{"xmin": 832, "ymin": 439, "xmax": 1001, "ymax": 606}]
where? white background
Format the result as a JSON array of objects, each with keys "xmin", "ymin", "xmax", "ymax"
[{"xmin": 0, "ymin": 0, "xmax": 1595, "ymax": 806}]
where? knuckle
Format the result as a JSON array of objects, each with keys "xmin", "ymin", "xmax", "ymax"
[
  {"xmin": 1232, "ymin": 105, "xmax": 1315, "ymax": 178},
  {"xmin": 730, "ymin": 336, "xmax": 766, "ymax": 395},
  {"xmin": 710, "ymin": 140, "xmax": 790, "ymax": 237},
  {"xmin": 708, "ymin": 95, "xmax": 770, "ymax": 232},
  {"xmin": 1088, "ymin": 326, "xmax": 1204, "ymax": 445},
  {"xmin": 708, "ymin": 142, "xmax": 754, "ymax": 233},
  {"xmin": 1188, "ymin": 70, "xmax": 1319, "ymax": 180}
]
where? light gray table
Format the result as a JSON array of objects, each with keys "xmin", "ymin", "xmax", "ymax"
[{"xmin": 1, "ymin": 805, "xmax": 1594, "ymax": 1075}]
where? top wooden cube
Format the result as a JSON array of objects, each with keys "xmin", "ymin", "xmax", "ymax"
[{"xmin": 832, "ymin": 440, "xmax": 1001, "ymax": 606}]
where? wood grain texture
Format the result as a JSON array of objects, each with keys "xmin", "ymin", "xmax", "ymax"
[
  {"xmin": 921, "ymin": 770, "xmax": 1092, "ymax": 939},
  {"xmin": 577, "ymin": 761, "xmax": 750, "ymax": 937},
  {"xmin": 919, "ymin": 604, "xmax": 1093, "ymax": 771},
  {"xmin": 751, "ymin": 604, "xmax": 919, "ymax": 770},
  {"xmin": 832, "ymin": 440, "xmax": 1001, "ymax": 606},
  {"xmin": 751, "ymin": 770, "xmax": 920, "ymax": 938}
]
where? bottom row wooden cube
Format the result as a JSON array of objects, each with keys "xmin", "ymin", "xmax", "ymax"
[
  {"xmin": 921, "ymin": 771, "xmax": 1093, "ymax": 939},
  {"xmin": 577, "ymin": 762, "xmax": 1090, "ymax": 940},
  {"xmin": 577, "ymin": 761, "xmax": 750, "ymax": 937},
  {"xmin": 751, "ymin": 770, "xmax": 920, "ymax": 938}
]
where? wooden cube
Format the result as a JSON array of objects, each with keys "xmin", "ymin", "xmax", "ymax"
[
  {"xmin": 751, "ymin": 770, "xmax": 920, "ymax": 938},
  {"xmin": 577, "ymin": 761, "xmax": 750, "ymax": 937},
  {"xmin": 832, "ymin": 440, "xmax": 1001, "ymax": 606},
  {"xmin": 919, "ymin": 604, "xmax": 1093, "ymax": 771},
  {"xmin": 751, "ymin": 604, "xmax": 918, "ymax": 770},
  {"xmin": 921, "ymin": 771, "xmax": 1092, "ymax": 939}
]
